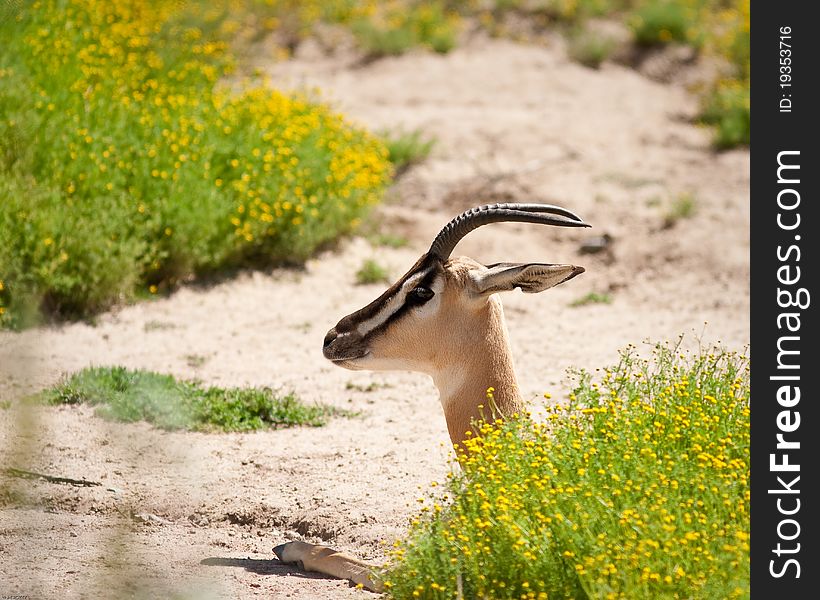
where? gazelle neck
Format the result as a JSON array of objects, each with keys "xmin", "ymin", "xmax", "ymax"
[{"xmin": 431, "ymin": 296, "xmax": 524, "ymax": 445}]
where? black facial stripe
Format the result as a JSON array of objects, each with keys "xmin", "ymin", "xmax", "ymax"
[{"xmin": 369, "ymin": 267, "xmax": 439, "ymax": 336}]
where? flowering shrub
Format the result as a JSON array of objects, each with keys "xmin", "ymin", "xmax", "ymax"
[
  {"xmin": 384, "ymin": 343, "xmax": 749, "ymax": 599},
  {"xmin": 0, "ymin": 0, "xmax": 391, "ymax": 327}
]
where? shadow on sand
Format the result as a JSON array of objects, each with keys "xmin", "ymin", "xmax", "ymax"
[{"xmin": 200, "ymin": 556, "xmax": 339, "ymax": 583}]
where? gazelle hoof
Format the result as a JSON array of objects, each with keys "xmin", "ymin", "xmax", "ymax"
[{"xmin": 272, "ymin": 542, "xmax": 291, "ymax": 561}]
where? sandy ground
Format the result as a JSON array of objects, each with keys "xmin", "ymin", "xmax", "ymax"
[{"xmin": 0, "ymin": 33, "xmax": 748, "ymax": 599}]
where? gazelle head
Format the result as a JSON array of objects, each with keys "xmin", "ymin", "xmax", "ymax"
[{"xmin": 323, "ymin": 203, "xmax": 589, "ymax": 378}]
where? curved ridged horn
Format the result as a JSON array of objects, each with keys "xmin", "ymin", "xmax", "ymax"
[{"xmin": 428, "ymin": 203, "xmax": 590, "ymax": 260}]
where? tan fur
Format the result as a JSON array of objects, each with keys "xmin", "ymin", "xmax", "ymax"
[
  {"xmin": 365, "ymin": 257, "xmax": 527, "ymax": 443},
  {"xmin": 433, "ymin": 294, "xmax": 525, "ymax": 444}
]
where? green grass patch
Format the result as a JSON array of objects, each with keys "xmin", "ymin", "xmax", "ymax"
[
  {"xmin": 569, "ymin": 291, "xmax": 613, "ymax": 307},
  {"xmin": 383, "ymin": 342, "xmax": 749, "ymax": 599},
  {"xmin": 380, "ymin": 128, "xmax": 436, "ymax": 175},
  {"xmin": 36, "ymin": 366, "xmax": 349, "ymax": 432},
  {"xmin": 355, "ymin": 259, "xmax": 391, "ymax": 285},
  {"xmin": 0, "ymin": 0, "xmax": 391, "ymax": 328}
]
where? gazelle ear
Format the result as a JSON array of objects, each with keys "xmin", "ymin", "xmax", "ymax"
[{"xmin": 468, "ymin": 262, "xmax": 585, "ymax": 296}]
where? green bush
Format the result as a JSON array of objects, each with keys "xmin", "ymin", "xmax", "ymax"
[
  {"xmin": 700, "ymin": 81, "xmax": 750, "ymax": 149},
  {"xmin": 383, "ymin": 343, "xmax": 749, "ymax": 599},
  {"xmin": 0, "ymin": 0, "xmax": 391, "ymax": 327},
  {"xmin": 630, "ymin": 1, "xmax": 691, "ymax": 46},
  {"xmin": 0, "ymin": 172, "xmax": 147, "ymax": 322}
]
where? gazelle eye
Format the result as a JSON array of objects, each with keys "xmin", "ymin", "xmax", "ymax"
[{"xmin": 409, "ymin": 286, "xmax": 434, "ymax": 303}]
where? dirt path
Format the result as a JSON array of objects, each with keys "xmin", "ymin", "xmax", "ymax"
[{"xmin": 0, "ymin": 34, "xmax": 748, "ymax": 599}]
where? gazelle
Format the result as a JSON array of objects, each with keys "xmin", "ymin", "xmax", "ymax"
[{"xmin": 273, "ymin": 203, "xmax": 589, "ymax": 591}]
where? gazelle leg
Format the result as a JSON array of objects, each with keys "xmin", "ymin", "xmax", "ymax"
[{"xmin": 273, "ymin": 540, "xmax": 382, "ymax": 592}]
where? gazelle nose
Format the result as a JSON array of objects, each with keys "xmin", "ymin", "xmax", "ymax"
[{"xmin": 323, "ymin": 328, "xmax": 338, "ymax": 349}]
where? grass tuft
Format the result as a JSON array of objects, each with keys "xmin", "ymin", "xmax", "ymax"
[
  {"xmin": 570, "ymin": 291, "xmax": 613, "ymax": 307},
  {"xmin": 380, "ymin": 128, "xmax": 436, "ymax": 175},
  {"xmin": 383, "ymin": 342, "xmax": 749, "ymax": 599},
  {"xmin": 356, "ymin": 259, "xmax": 391, "ymax": 285},
  {"xmin": 36, "ymin": 366, "xmax": 349, "ymax": 432},
  {"xmin": 567, "ymin": 28, "xmax": 616, "ymax": 69},
  {"xmin": 662, "ymin": 192, "xmax": 697, "ymax": 228}
]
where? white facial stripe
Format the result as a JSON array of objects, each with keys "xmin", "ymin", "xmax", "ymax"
[
  {"xmin": 355, "ymin": 292, "xmax": 405, "ymax": 336},
  {"xmin": 410, "ymin": 276, "xmax": 444, "ymax": 320},
  {"xmin": 356, "ymin": 267, "xmax": 436, "ymax": 336}
]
